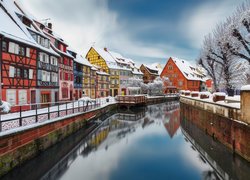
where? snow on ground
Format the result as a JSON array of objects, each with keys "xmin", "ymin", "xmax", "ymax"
[
  {"xmin": 180, "ymin": 93, "xmax": 241, "ymax": 109},
  {"xmin": 0, "ymin": 97, "xmax": 116, "ymax": 121}
]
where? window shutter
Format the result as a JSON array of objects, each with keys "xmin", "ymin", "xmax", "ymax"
[
  {"xmin": 29, "ymin": 69, "xmax": 33, "ymax": 79},
  {"xmin": 14, "ymin": 43, "xmax": 19, "ymax": 54},
  {"xmin": 26, "ymin": 48, "xmax": 30, "ymax": 57},
  {"xmin": 9, "ymin": 66, "xmax": 15, "ymax": 77},
  {"xmin": 8, "ymin": 42, "xmax": 15, "ymax": 53}
]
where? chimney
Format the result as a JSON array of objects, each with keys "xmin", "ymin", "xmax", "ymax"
[
  {"xmin": 48, "ymin": 22, "xmax": 52, "ymax": 29},
  {"xmin": 104, "ymin": 47, "xmax": 108, "ymax": 52}
]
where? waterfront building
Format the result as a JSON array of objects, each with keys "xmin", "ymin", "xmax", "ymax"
[
  {"xmin": 81, "ymin": 57, "xmax": 93, "ymax": 98},
  {"xmin": 90, "ymin": 66, "xmax": 97, "ymax": 99},
  {"xmin": 140, "ymin": 64, "xmax": 159, "ymax": 84},
  {"xmin": 96, "ymin": 70, "xmax": 110, "ymax": 98},
  {"xmin": 35, "ymin": 22, "xmax": 74, "ymax": 101},
  {"xmin": 161, "ymin": 57, "xmax": 206, "ymax": 92},
  {"xmin": 67, "ymin": 49, "xmax": 83, "ymax": 100},
  {"xmin": 12, "ymin": 1, "xmax": 60, "ymax": 106},
  {"xmin": 86, "ymin": 47, "xmax": 142, "ymax": 96},
  {"xmin": 0, "ymin": 0, "xmax": 60, "ymax": 111}
]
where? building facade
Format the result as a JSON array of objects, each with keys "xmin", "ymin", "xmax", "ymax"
[
  {"xmin": 35, "ymin": 22, "xmax": 74, "ymax": 101},
  {"xmin": 140, "ymin": 64, "xmax": 159, "ymax": 84},
  {"xmin": 96, "ymin": 71, "xmax": 110, "ymax": 98},
  {"xmin": 161, "ymin": 57, "xmax": 206, "ymax": 92}
]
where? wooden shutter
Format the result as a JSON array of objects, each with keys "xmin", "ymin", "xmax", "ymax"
[
  {"xmin": 29, "ymin": 69, "xmax": 33, "ymax": 79},
  {"xmin": 9, "ymin": 66, "xmax": 15, "ymax": 77}
]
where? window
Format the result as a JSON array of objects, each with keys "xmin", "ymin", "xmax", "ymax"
[
  {"xmin": 46, "ymin": 71, "xmax": 50, "ymax": 81},
  {"xmin": 9, "ymin": 66, "xmax": 15, "ymax": 77},
  {"xmin": 19, "ymin": 46, "xmax": 25, "ymax": 56},
  {"xmin": 26, "ymin": 48, "xmax": 30, "ymax": 57},
  {"xmin": 18, "ymin": 90, "xmax": 27, "ymax": 105},
  {"xmin": 16, "ymin": 68, "xmax": 21, "ymax": 77},
  {"xmin": 178, "ymin": 81, "xmax": 183, "ymax": 86},
  {"xmin": 50, "ymin": 56, "xmax": 58, "ymax": 66},
  {"xmin": 39, "ymin": 52, "xmax": 49, "ymax": 63},
  {"xmin": 7, "ymin": 90, "xmax": 16, "ymax": 105},
  {"xmin": 168, "ymin": 65, "xmax": 173, "ymax": 70},
  {"xmin": 42, "ymin": 70, "xmax": 47, "ymax": 81},
  {"xmin": 23, "ymin": 69, "xmax": 28, "ymax": 78},
  {"xmin": 9, "ymin": 42, "xmax": 17, "ymax": 54},
  {"xmin": 2, "ymin": 41, "xmax": 7, "ymax": 52}
]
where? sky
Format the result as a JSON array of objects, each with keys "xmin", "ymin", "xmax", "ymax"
[{"xmin": 17, "ymin": 0, "xmax": 245, "ymax": 65}]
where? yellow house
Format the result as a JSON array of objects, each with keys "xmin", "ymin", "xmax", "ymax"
[{"xmin": 86, "ymin": 47, "xmax": 120, "ymax": 96}]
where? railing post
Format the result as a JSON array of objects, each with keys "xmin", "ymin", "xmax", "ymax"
[
  {"xmin": 48, "ymin": 104, "xmax": 50, "ymax": 120},
  {"xmin": 73, "ymin": 101, "xmax": 74, "ymax": 113},
  {"xmin": 58, "ymin": 102, "xmax": 60, "ymax": 117},
  {"xmin": 35, "ymin": 104, "xmax": 38, "ymax": 122},
  {"xmin": 66, "ymin": 102, "xmax": 68, "ymax": 115},
  {"xmin": 19, "ymin": 106, "xmax": 22, "ymax": 127},
  {"xmin": 78, "ymin": 100, "xmax": 80, "ymax": 112}
]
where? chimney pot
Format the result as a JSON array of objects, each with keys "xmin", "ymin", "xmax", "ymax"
[
  {"xmin": 48, "ymin": 23, "xmax": 52, "ymax": 29},
  {"xmin": 104, "ymin": 47, "xmax": 108, "ymax": 51}
]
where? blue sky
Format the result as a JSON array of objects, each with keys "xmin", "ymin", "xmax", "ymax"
[{"xmin": 18, "ymin": 0, "xmax": 245, "ymax": 65}]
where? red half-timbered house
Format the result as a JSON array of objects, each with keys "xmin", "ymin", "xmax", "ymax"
[
  {"xmin": 6, "ymin": 1, "xmax": 60, "ymax": 107},
  {"xmin": 0, "ymin": 2, "xmax": 37, "ymax": 112}
]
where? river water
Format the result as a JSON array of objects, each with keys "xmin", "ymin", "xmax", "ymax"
[{"xmin": 2, "ymin": 101, "xmax": 250, "ymax": 180}]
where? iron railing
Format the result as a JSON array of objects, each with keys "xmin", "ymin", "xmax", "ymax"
[{"xmin": 0, "ymin": 97, "xmax": 116, "ymax": 133}]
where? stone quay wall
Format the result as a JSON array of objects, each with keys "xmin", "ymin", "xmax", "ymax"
[
  {"xmin": 0, "ymin": 104, "xmax": 117, "ymax": 177},
  {"xmin": 180, "ymin": 96, "xmax": 250, "ymax": 162}
]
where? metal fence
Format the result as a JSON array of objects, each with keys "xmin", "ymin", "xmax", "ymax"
[{"xmin": 0, "ymin": 98, "xmax": 115, "ymax": 133}]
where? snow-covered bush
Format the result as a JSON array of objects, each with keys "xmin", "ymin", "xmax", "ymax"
[{"xmin": 0, "ymin": 101, "xmax": 11, "ymax": 113}]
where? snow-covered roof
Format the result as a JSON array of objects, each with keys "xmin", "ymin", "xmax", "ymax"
[
  {"xmin": 0, "ymin": 0, "xmax": 59, "ymax": 56},
  {"xmin": 142, "ymin": 64, "xmax": 159, "ymax": 75},
  {"xmin": 0, "ymin": 2, "xmax": 36, "ymax": 46},
  {"xmin": 170, "ymin": 57, "xmax": 205, "ymax": 81},
  {"xmin": 147, "ymin": 63, "xmax": 163, "ymax": 75},
  {"xmin": 96, "ymin": 71, "xmax": 109, "ymax": 76}
]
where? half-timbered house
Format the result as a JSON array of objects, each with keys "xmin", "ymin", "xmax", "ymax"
[
  {"xmin": 0, "ymin": 1, "xmax": 37, "ymax": 111},
  {"xmin": 67, "ymin": 49, "xmax": 83, "ymax": 100},
  {"xmin": 35, "ymin": 22, "xmax": 74, "ymax": 101},
  {"xmin": 9, "ymin": 1, "xmax": 60, "ymax": 106}
]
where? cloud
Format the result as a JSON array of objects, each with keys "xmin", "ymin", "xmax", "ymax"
[
  {"xmin": 17, "ymin": 0, "xmax": 172, "ymax": 61},
  {"xmin": 180, "ymin": 0, "xmax": 245, "ymax": 49}
]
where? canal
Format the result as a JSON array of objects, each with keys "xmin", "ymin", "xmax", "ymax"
[{"xmin": 1, "ymin": 101, "xmax": 250, "ymax": 180}]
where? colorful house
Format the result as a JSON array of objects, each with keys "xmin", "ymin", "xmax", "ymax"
[
  {"xmin": 160, "ymin": 57, "xmax": 206, "ymax": 92},
  {"xmin": 0, "ymin": 1, "xmax": 37, "ymax": 111},
  {"xmin": 35, "ymin": 22, "xmax": 74, "ymax": 101},
  {"xmin": 81, "ymin": 57, "xmax": 93, "ymax": 98},
  {"xmin": 140, "ymin": 64, "xmax": 159, "ymax": 84},
  {"xmin": 67, "ymin": 49, "xmax": 83, "ymax": 100},
  {"xmin": 10, "ymin": 1, "xmax": 60, "ymax": 106},
  {"xmin": 96, "ymin": 71, "xmax": 110, "ymax": 98},
  {"xmin": 90, "ymin": 66, "xmax": 97, "ymax": 99},
  {"xmin": 86, "ymin": 47, "xmax": 143, "ymax": 96},
  {"xmin": 86, "ymin": 47, "xmax": 119, "ymax": 96}
]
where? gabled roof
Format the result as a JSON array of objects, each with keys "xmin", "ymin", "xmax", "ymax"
[
  {"xmin": 0, "ymin": 0, "xmax": 59, "ymax": 56},
  {"xmin": 141, "ymin": 64, "xmax": 159, "ymax": 76},
  {"xmin": 168, "ymin": 57, "xmax": 205, "ymax": 81},
  {"xmin": 0, "ymin": 1, "xmax": 36, "ymax": 46}
]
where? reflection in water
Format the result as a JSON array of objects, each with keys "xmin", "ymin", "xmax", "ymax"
[{"xmin": 2, "ymin": 101, "xmax": 250, "ymax": 180}]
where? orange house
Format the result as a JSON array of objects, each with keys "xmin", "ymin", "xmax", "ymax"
[{"xmin": 161, "ymin": 57, "xmax": 206, "ymax": 93}]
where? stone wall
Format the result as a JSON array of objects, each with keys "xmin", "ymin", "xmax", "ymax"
[
  {"xmin": 180, "ymin": 102, "xmax": 250, "ymax": 162},
  {"xmin": 0, "ymin": 104, "xmax": 117, "ymax": 177}
]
